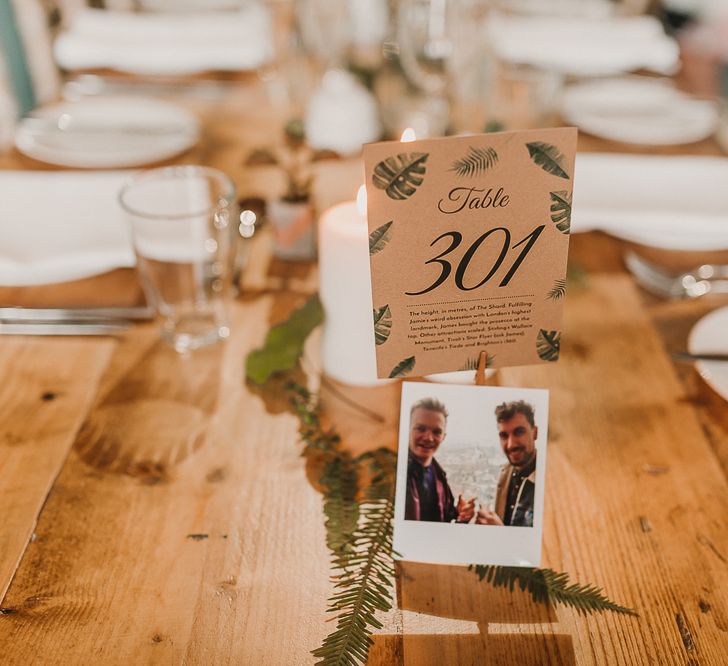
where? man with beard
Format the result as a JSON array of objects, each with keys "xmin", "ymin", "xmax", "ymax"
[
  {"xmin": 476, "ymin": 400, "xmax": 537, "ymax": 527},
  {"xmin": 405, "ymin": 397, "xmax": 476, "ymax": 523}
]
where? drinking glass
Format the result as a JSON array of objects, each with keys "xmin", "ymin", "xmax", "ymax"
[
  {"xmin": 488, "ymin": 62, "xmax": 562, "ymax": 130},
  {"xmin": 119, "ymin": 165, "xmax": 236, "ymax": 353},
  {"xmin": 394, "ymin": 0, "xmax": 492, "ymax": 136}
]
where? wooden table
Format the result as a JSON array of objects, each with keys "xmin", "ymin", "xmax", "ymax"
[{"xmin": 1, "ymin": 82, "xmax": 728, "ymax": 665}]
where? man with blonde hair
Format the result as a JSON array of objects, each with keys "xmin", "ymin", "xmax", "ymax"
[{"xmin": 405, "ymin": 397, "xmax": 475, "ymax": 523}]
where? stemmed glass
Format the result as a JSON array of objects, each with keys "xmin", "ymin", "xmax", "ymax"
[
  {"xmin": 395, "ymin": 0, "xmax": 492, "ymax": 135},
  {"xmin": 296, "ymin": 0, "xmax": 390, "ymax": 73},
  {"xmin": 296, "ymin": 0, "xmax": 351, "ymax": 72}
]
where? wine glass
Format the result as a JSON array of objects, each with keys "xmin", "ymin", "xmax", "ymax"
[
  {"xmin": 396, "ymin": 0, "xmax": 452, "ymax": 97},
  {"xmin": 394, "ymin": 0, "xmax": 492, "ymax": 134},
  {"xmin": 296, "ymin": 0, "xmax": 351, "ymax": 71}
]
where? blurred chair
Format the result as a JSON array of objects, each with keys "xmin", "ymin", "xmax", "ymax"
[{"xmin": 0, "ymin": 0, "xmax": 60, "ymax": 148}]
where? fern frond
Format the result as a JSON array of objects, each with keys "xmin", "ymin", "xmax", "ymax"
[
  {"xmin": 450, "ymin": 146, "xmax": 499, "ymax": 177},
  {"xmin": 320, "ymin": 456, "xmax": 360, "ymax": 559},
  {"xmin": 314, "ymin": 449, "xmax": 397, "ymax": 666},
  {"xmin": 470, "ymin": 565, "xmax": 636, "ymax": 616},
  {"xmin": 287, "ymin": 382, "xmax": 340, "ymax": 454}
]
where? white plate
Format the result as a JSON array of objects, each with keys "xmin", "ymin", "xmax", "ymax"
[
  {"xmin": 562, "ymin": 77, "xmax": 718, "ymax": 145},
  {"xmin": 15, "ymin": 97, "xmax": 199, "ymax": 168},
  {"xmin": 688, "ymin": 305, "xmax": 728, "ymax": 402}
]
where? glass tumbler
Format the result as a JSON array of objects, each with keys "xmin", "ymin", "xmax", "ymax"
[{"xmin": 119, "ymin": 165, "xmax": 236, "ymax": 352}]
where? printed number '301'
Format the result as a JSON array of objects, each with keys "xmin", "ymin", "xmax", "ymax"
[{"xmin": 405, "ymin": 225, "xmax": 545, "ymax": 296}]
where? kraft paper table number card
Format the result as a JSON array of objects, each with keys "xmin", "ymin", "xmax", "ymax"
[{"xmin": 363, "ymin": 128, "xmax": 577, "ymax": 379}]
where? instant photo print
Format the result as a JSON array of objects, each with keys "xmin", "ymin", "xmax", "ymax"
[{"xmin": 394, "ymin": 381, "xmax": 549, "ymax": 567}]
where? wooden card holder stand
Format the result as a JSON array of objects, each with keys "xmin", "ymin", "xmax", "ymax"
[{"xmin": 475, "ymin": 351, "xmax": 489, "ymax": 386}]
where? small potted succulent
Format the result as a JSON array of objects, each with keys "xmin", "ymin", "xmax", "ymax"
[{"xmin": 247, "ymin": 119, "xmax": 336, "ymax": 260}]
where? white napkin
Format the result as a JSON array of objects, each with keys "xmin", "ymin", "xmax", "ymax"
[
  {"xmin": 0, "ymin": 171, "xmax": 135, "ymax": 285},
  {"xmin": 54, "ymin": 6, "xmax": 273, "ymax": 75},
  {"xmin": 487, "ymin": 14, "xmax": 679, "ymax": 76},
  {"xmin": 572, "ymin": 153, "xmax": 728, "ymax": 250}
]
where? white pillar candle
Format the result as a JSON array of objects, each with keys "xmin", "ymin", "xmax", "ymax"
[{"xmin": 319, "ymin": 191, "xmax": 383, "ymax": 385}]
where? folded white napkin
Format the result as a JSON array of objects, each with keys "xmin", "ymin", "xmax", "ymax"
[
  {"xmin": 54, "ymin": 5, "xmax": 273, "ymax": 75},
  {"xmin": 572, "ymin": 153, "xmax": 728, "ymax": 250},
  {"xmin": 487, "ymin": 14, "xmax": 679, "ymax": 76},
  {"xmin": 0, "ymin": 171, "xmax": 135, "ymax": 285}
]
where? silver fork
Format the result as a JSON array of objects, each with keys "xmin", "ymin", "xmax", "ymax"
[{"xmin": 624, "ymin": 251, "xmax": 728, "ymax": 299}]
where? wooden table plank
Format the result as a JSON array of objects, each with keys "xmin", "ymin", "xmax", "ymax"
[
  {"xmin": 0, "ymin": 338, "xmax": 112, "ymax": 603},
  {"xmin": 316, "ymin": 275, "xmax": 728, "ymax": 665},
  {"xmin": 2, "ymin": 278, "xmax": 726, "ymax": 664},
  {"xmin": 0, "ymin": 297, "xmax": 334, "ymax": 665},
  {"xmin": 498, "ymin": 275, "xmax": 728, "ymax": 665}
]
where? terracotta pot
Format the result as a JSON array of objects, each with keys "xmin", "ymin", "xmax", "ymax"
[{"xmin": 267, "ymin": 198, "xmax": 316, "ymax": 260}]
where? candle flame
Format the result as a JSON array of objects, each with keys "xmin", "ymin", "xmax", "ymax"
[
  {"xmin": 356, "ymin": 185, "xmax": 367, "ymax": 216},
  {"xmin": 400, "ymin": 127, "xmax": 416, "ymax": 142}
]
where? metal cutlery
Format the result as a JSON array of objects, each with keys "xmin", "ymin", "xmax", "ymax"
[
  {"xmin": 0, "ymin": 306, "xmax": 154, "ymax": 323},
  {"xmin": 0, "ymin": 322, "xmax": 131, "ymax": 336},
  {"xmin": 624, "ymin": 251, "xmax": 728, "ymax": 299},
  {"xmin": 0, "ymin": 306, "xmax": 154, "ymax": 335}
]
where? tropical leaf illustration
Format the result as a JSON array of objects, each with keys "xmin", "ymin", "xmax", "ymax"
[
  {"xmin": 547, "ymin": 278, "xmax": 567, "ymax": 301},
  {"xmin": 459, "ymin": 353, "xmax": 496, "ymax": 371},
  {"xmin": 550, "ymin": 191, "xmax": 572, "ymax": 233},
  {"xmin": 389, "ymin": 356, "xmax": 415, "ymax": 378},
  {"xmin": 526, "ymin": 142, "xmax": 569, "ymax": 179},
  {"xmin": 369, "ymin": 220, "xmax": 393, "ymax": 255},
  {"xmin": 373, "ymin": 305, "xmax": 392, "ymax": 345},
  {"xmin": 536, "ymin": 329, "xmax": 561, "ymax": 362},
  {"xmin": 450, "ymin": 146, "xmax": 499, "ymax": 177},
  {"xmin": 372, "ymin": 152, "xmax": 429, "ymax": 200}
]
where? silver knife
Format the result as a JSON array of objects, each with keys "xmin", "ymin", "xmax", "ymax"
[
  {"xmin": 0, "ymin": 306, "xmax": 154, "ymax": 323},
  {"xmin": 0, "ymin": 322, "xmax": 130, "ymax": 336}
]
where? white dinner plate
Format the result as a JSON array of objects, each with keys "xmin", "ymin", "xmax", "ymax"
[
  {"xmin": 688, "ymin": 306, "xmax": 728, "ymax": 402},
  {"xmin": 15, "ymin": 97, "xmax": 199, "ymax": 168},
  {"xmin": 562, "ymin": 77, "xmax": 718, "ymax": 145}
]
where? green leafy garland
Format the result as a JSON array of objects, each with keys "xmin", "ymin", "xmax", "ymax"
[{"xmin": 249, "ymin": 295, "xmax": 636, "ymax": 666}]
